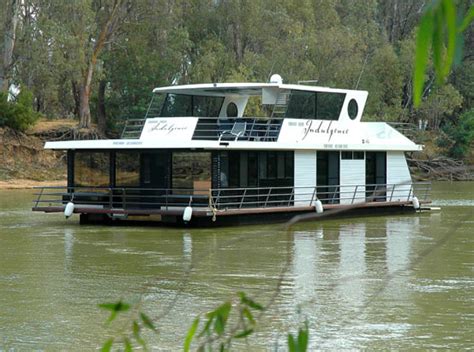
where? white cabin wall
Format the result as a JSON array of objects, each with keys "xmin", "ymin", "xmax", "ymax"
[
  {"xmin": 386, "ymin": 151, "xmax": 412, "ymax": 201},
  {"xmin": 219, "ymin": 96, "xmax": 248, "ymax": 118},
  {"xmin": 294, "ymin": 151, "xmax": 316, "ymax": 206},
  {"xmin": 340, "ymin": 159, "xmax": 365, "ymax": 204}
]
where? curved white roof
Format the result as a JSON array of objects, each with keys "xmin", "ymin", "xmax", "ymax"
[{"xmin": 152, "ymin": 82, "xmax": 367, "ymax": 96}]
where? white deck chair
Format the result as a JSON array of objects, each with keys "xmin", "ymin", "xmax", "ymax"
[{"xmin": 218, "ymin": 121, "xmax": 247, "ymax": 141}]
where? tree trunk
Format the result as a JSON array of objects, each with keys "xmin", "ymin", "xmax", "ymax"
[
  {"xmin": 77, "ymin": 0, "xmax": 124, "ymax": 129},
  {"xmin": 97, "ymin": 79, "xmax": 107, "ymax": 133},
  {"xmin": 78, "ymin": 62, "xmax": 94, "ymax": 128},
  {"xmin": 0, "ymin": 0, "xmax": 20, "ymax": 93},
  {"xmin": 72, "ymin": 80, "xmax": 81, "ymax": 117}
]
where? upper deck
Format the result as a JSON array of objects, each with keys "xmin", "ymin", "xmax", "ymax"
[{"xmin": 44, "ymin": 81, "xmax": 422, "ymax": 152}]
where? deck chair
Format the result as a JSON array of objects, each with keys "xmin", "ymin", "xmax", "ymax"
[{"xmin": 218, "ymin": 121, "xmax": 247, "ymax": 141}]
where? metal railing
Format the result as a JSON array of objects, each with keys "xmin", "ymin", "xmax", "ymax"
[
  {"xmin": 33, "ymin": 186, "xmax": 211, "ymax": 211},
  {"xmin": 192, "ymin": 117, "xmax": 283, "ymax": 142},
  {"xmin": 32, "ymin": 182, "xmax": 431, "ymax": 213},
  {"xmin": 121, "ymin": 119, "xmax": 146, "ymax": 139},
  {"xmin": 209, "ymin": 182, "xmax": 431, "ymax": 209}
]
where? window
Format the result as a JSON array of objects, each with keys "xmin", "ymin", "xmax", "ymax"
[
  {"xmin": 286, "ymin": 91, "xmax": 315, "ymax": 119},
  {"xmin": 267, "ymin": 152, "xmax": 277, "ymax": 179},
  {"xmin": 341, "ymin": 151, "xmax": 353, "ymax": 160},
  {"xmin": 74, "ymin": 152, "xmax": 109, "ymax": 187},
  {"xmin": 284, "ymin": 152, "xmax": 294, "ymax": 178},
  {"xmin": 226, "ymin": 102, "xmax": 238, "ymax": 117},
  {"xmin": 317, "ymin": 92, "xmax": 346, "ymax": 120},
  {"xmin": 286, "ymin": 90, "xmax": 346, "ymax": 120},
  {"xmin": 341, "ymin": 151, "xmax": 365, "ymax": 160},
  {"xmin": 116, "ymin": 152, "xmax": 140, "ymax": 187},
  {"xmin": 348, "ymin": 99, "xmax": 358, "ymax": 120},
  {"xmin": 172, "ymin": 152, "xmax": 211, "ymax": 189},
  {"xmin": 160, "ymin": 94, "xmax": 224, "ymax": 117}
]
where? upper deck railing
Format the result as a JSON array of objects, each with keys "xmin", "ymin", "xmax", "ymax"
[
  {"xmin": 120, "ymin": 117, "xmax": 284, "ymax": 142},
  {"xmin": 193, "ymin": 117, "xmax": 283, "ymax": 142}
]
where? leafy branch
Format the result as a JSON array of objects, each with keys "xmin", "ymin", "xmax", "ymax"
[{"xmin": 413, "ymin": 1, "xmax": 473, "ymax": 106}]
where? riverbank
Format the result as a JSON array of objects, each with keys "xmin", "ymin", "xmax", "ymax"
[
  {"xmin": 0, "ymin": 179, "xmax": 66, "ymax": 189},
  {"xmin": 0, "ymin": 122, "xmax": 68, "ymax": 188}
]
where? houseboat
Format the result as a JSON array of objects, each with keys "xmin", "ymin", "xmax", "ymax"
[{"xmin": 32, "ymin": 75, "xmax": 431, "ymax": 226}]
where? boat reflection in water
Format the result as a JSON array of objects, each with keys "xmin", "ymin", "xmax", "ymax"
[{"xmin": 290, "ymin": 216, "xmax": 420, "ymax": 349}]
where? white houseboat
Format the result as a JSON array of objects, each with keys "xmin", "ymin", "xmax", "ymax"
[{"xmin": 32, "ymin": 75, "xmax": 431, "ymax": 226}]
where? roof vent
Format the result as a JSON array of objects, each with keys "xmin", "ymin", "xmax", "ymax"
[{"xmin": 269, "ymin": 74, "xmax": 283, "ymax": 84}]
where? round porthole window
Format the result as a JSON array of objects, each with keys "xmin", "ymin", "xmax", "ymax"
[
  {"xmin": 226, "ymin": 102, "xmax": 238, "ymax": 117},
  {"xmin": 348, "ymin": 99, "xmax": 358, "ymax": 120}
]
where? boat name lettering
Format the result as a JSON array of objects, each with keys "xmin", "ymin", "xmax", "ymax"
[
  {"xmin": 149, "ymin": 120, "xmax": 188, "ymax": 134},
  {"xmin": 302, "ymin": 120, "xmax": 349, "ymax": 142}
]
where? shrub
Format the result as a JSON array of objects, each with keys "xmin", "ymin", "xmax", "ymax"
[
  {"xmin": 442, "ymin": 109, "xmax": 474, "ymax": 159},
  {"xmin": 0, "ymin": 89, "xmax": 40, "ymax": 131}
]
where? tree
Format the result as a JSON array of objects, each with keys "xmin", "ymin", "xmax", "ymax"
[
  {"xmin": 77, "ymin": 0, "xmax": 129, "ymax": 129},
  {"xmin": 0, "ymin": 0, "xmax": 20, "ymax": 93}
]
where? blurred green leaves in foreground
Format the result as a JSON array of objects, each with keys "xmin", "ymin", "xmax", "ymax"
[
  {"xmin": 414, "ymin": 1, "xmax": 474, "ymax": 107},
  {"xmin": 99, "ymin": 292, "xmax": 309, "ymax": 351}
]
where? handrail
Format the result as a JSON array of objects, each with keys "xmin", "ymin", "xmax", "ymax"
[
  {"xmin": 32, "ymin": 182, "xmax": 431, "ymax": 213},
  {"xmin": 193, "ymin": 117, "xmax": 284, "ymax": 142}
]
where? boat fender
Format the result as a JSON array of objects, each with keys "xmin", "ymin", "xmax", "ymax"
[
  {"xmin": 412, "ymin": 196, "xmax": 420, "ymax": 210},
  {"xmin": 183, "ymin": 206, "xmax": 193, "ymax": 223},
  {"xmin": 64, "ymin": 202, "xmax": 75, "ymax": 219},
  {"xmin": 315, "ymin": 200, "xmax": 324, "ymax": 214}
]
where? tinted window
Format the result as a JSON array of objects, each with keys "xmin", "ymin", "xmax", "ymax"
[
  {"xmin": 286, "ymin": 90, "xmax": 346, "ymax": 120},
  {"xmin": 160, "ymin": 94, "xmax": 224, "ymax": 117},
  {"xmin": 341, "ymin": 151, "xmax": 352, "ymax": 159},
  {"xmin": 116, "ymin": 151, "xmax": 140, "ymax": 187},
  {"xmin": 317, "ymin": 92, "xmax": 346, "ymax": 120},
  {"xmin": 226, "ymin": 102, "xmax": 238, "ymax": 117},
  {"xmin": 348, "ymin": 98, "xmax": 358, "ymax": 120},
  {"xmin": 286, "ymin": 91, "xmax": 315, "ymax": 119},
  {"xmin": 75, "ymin": 152, "xmax": 109, "ymax": 187}
]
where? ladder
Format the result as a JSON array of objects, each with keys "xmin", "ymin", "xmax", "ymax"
[
  {"xmin": 121, "ymin": 118, "xmax": 146, "ymax": 139},
  {"xmin": 271, "ymin": 91, "xmax": 291, "ymax": 118}
]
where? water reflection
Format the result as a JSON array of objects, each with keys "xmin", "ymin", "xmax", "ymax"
[
  {"xmin": 291, "ymin": 217, "xmax": 420, "ymax": 312},
  {"xmin": 183, "ymin": 232, "xmax": 192, "ymax": 269},
  {"xmin": 338, "ymin": 223, "xmax": 366, "ymax": 307},
  {"xmin": 64, "ymin": 228, "xmax": 75, "ymax": 272}
]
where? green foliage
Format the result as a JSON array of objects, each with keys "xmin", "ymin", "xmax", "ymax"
[
  {"xmin": 98, "ymin": 300, "xmax": 157, "ymax": 351},
  {"xmin": 288, "ymin": 321, "xmax": 309, "ymax": 352},
  {"xmin": 442, "ymin": 109, "xmax": 474, "ymax": 158},
  {"xmin": 417, "ymin": 84, "xmax": 463, "ymax": 130},
  {"xmin": 98, "ymin": 300, "xmax": 131, "ymax": 323},
  {"xmin": 413, "ymin": 1, "xmax": 473, "ymax": 106},
  {"xmin": 0, "ymin": 89, "xmax": 40, "ymax": 131},
  {"xmin": 183, "ymin": 291, "xmax": 265, "ymax": 351}
]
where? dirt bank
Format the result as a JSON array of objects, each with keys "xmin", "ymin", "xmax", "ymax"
[{"xmin": 0, "ymin": 122, "xmax": 67, "ymax": 188}]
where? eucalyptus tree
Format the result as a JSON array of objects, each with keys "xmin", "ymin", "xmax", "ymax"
[{"xmin": 0, "ymin": 0, "xmax": 20, "ymax": 93}]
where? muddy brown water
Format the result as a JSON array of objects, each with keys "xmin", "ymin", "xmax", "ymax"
[{"xmin": 0, "ymin": 182, "xmax": 473, "ymax": 350}]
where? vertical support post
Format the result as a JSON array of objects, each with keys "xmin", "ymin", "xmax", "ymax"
[
  {"xmin": 310, "ymin": 186, "xmax": 317, "ymax": 206},
  {"xmin": 239, "ymin": 189, "xmax": 247, "ymax": 209},
  {"xmin": 67, "ymin": 150, "xmax": 75, "ymax": 194},
  {"xmin": 265, "ymin": 188, "xmax": 272, "ymax": 207},
  {"xmin": 288, "ymin": 188, "xmax": 294, "ymax": 207},
  {"xmin": 352, "ymin": 185, "xmax": 359, "ymax": 204},
  {"xmin": 390, "ymin": 184, "xmax": 395, "ymax": 202},
  {"xmin": 407, "ymin": 185, "xmax": 413, "ymax": 202},
  {"xmin": 122, "ymin": 188, "xmax": 126, "ymax": 209},
  {"xmin": 109, "ymin": 151, "xmax": 116, "ymax": 188}
]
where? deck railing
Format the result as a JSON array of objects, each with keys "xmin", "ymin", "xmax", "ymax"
[
  {"xmin": 192, "ymin": 117, "xmax": 283, "ymax": 142},
  {"xmin": 32, "ymin": 182, "xmax": 431, "ymax": 213}
]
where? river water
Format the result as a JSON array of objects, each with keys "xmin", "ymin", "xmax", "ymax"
[{"xmin": 0, "ymin": 182, "xmax": 472, "ymax": 350}]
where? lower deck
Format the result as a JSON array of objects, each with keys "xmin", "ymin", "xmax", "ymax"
[{"xmin": 32, "ymin": 182, "xmax": 431, "ymax": 226}]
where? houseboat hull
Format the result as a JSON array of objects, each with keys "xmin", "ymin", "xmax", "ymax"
[{"xmin": 32, "ymin": 199, "xmax": 428, "ymax": 227}]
